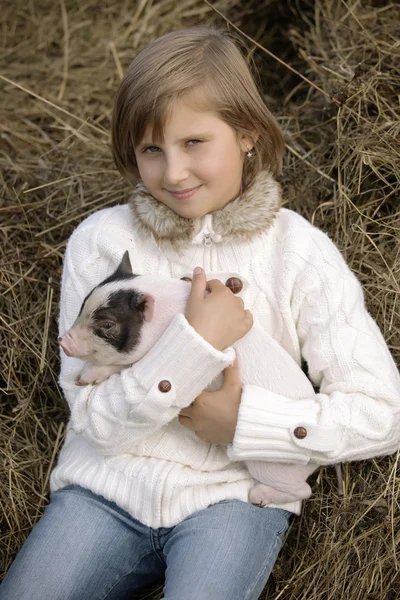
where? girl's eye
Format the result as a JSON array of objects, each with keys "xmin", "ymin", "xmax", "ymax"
[
  {"xmin": 144, "ymin": 146, "xmax": 160, "ymax": 153},
  {"xmin": 143, "ymin": 140, "xmax": 202, "ymax": 153},
  {"xmin": 101, "ymin": 322, "xmax": 115, "ymax": 330}
]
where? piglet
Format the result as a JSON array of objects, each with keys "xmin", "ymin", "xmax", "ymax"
[{"xmin": 59, "ymin": 251, "xmax": 331, "ymax": 507}]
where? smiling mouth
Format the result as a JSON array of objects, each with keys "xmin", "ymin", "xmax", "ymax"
[
  {"xmin": 168, "ymin": 185, "xmax": 200, "ymax": 193},
  {"xmin": 167, "ymin": 185, "xmax": 202, "ymax": 199}
]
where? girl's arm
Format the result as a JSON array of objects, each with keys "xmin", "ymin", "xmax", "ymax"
[
  {"xmin": 60, "ymin": 317, "xmax": 235, "ymax": 457},
  {"xmin": 227, "ymin": 228, "xmax": 400, "ymax": 466},
  {"xmin": 59, "ymin": 226, "xmax": 236, "ymax": 457}
]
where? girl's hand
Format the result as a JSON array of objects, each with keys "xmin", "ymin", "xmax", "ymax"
[
  {"xmin": 178, "ymin": 359, "xmax": 242, "ymax": 445},
  {"xmin": 185, "ymin": 267, "xmax": 253, "ymax": 351}
]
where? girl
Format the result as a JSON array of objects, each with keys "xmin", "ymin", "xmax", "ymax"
[{"xmin": 2, "ymin": 25, "xmax": 400, "ymax": 600}]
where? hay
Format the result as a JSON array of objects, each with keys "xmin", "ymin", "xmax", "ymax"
[{"xmin": 1, "ymin": 0, "xmax": 399, "ymax": 598}]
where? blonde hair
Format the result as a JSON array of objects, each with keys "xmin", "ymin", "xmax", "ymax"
[{"xmin": 112, "ymin": 25, "xmax": 284, "ymax": 187}]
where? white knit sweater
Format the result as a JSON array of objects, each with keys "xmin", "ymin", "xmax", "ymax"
[{"xmin": 50, "ymin": 172, "xmax": 400, "ymax": 528}]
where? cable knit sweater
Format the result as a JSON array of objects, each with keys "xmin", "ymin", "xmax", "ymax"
[{"xmin": 50, "ymin": 171, "xmax": 400, "ymax": 528}]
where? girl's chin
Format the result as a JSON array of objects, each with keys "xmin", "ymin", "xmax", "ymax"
[{"xmin": 174, "ymin": 205, "xmax": 208, "ymax": 219}]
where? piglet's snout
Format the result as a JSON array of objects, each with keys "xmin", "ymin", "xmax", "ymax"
[
  {"xmin": 58, "ymin": 326, "xmax": 91, "ymax": 358},
  {"xmin": 58, "ymin": 333, "xmax": 74, "ymax": 357}
]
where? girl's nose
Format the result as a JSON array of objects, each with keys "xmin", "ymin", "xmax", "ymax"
[{"xmin": 163, "ymin": 153, "xmax": 189, "ymax": 187}]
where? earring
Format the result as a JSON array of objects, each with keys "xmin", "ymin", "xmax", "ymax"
[{"xmin": 246, "ymin": 147, "xmax": 255, "ymax": 158}]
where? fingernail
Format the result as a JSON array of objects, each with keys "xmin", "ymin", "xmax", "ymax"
[{"xmin": 193, "ymin": 267, "xmax": 202, "ymax": 275}]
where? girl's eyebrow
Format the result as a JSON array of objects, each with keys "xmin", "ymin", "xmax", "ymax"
[{"xmin": 138, "ymin": 133, "xmax": 212, "ymax": 148}]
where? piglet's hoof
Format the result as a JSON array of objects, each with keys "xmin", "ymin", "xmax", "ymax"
[
  {"xmin": 75, "ymin": 376, "xmax": 89, "ymax": 386},
  {"xmin": 249, "ymin": 484, "xmax": 275, "ymax": 507},
  {"xmin": 249, "ymin": 483, "xmax": 271, "ymax": 508}
]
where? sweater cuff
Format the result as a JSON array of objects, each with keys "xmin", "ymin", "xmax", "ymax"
[
  {"xmin": 227, "ymin": 385, "xmax": 340, "ymax": 465},
  {"xmin": 132, "ymin": 313, "xmax": 235, "ymax": 408}
]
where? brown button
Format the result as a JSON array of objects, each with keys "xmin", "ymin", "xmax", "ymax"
[
  {"xmin": 225, "ymin": 277, "xmax": 243, "ymax": 294},
  {"xmin": 294, "ymin": 426, "xmax": 307, "ymax": 439},
  {"xmin": 158, "ymin": 380, "xmax": 172, "ymax": 393},
  {"xmin": 180, "ymin": 277, "xmax": 192, "ymax": 282}
]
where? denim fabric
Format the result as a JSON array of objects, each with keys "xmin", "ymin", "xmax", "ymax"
[{"xmin": 1, "ymin": 485, "xmax": 291, "ymax": 600}]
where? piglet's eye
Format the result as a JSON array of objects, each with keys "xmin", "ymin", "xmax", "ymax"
[{"xmin": 101, "ymin": 322, "xmax": 115, "ymax": 330}]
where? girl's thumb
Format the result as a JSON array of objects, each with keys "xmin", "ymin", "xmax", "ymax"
[{"xmin": 189, "ymin": 266, "xmax": 206, "ymax": 300}]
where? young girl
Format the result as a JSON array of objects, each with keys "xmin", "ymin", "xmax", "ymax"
[{"xmin": 2, "ymin": 25, "xmax": 400, "ymax": 600}]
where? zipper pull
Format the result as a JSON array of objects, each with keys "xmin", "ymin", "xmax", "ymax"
[
  {"xmin": 192, "ymin": 214, "xmax": 221, "ymax": 245},
  {"xmin": 203, "ymin": 234, "xmax": 213, "ymax": 247}
]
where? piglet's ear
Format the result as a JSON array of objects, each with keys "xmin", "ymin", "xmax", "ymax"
[
  {"xmin": 116, "ymin": 251, "xmax": 133, "ymax": 276},
  {"xmin": 130, "ymin": 293, "xmax": 155, "ymax": 322}
]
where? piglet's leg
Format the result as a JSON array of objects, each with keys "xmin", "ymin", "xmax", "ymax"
[
  {"xmin": 247, "ymin": 461, "xmax": 315, "ymax": 506},
  {"xmin": 249, "ymin": 482, "xmax": 312, "ymax": 507},
  {"xmin": 75, "ymin": 364, "xmax": 126, "ymax": 386}
]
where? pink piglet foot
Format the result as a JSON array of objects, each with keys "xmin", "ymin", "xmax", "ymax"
[{"xmin": 75, "ymin": 376, "xmax": 89, "ymax": 386}]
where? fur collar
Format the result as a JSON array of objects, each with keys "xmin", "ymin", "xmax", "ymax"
[{"xmin": 129, "ymin": 171, "xmax": 281, "ymax": 249}]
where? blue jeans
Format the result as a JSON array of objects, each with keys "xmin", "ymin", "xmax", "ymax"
[{"xmin": 1, "ymin": 485, "xmax": 291, "ymax": 600}]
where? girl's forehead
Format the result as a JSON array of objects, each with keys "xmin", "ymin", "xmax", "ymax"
[{"xmin": 143, "ymin": 100, "xmax": 224, "ymax": 141}]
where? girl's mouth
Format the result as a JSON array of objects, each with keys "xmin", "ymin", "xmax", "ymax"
[{"xmin": 168, "ymin": 185, "xmax": 202, "ymax": 200}]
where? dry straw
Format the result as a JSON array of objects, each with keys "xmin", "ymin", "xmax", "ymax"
[{"xmin": 1, "ymin": 0, "xmax": 399, "ymax": 598}]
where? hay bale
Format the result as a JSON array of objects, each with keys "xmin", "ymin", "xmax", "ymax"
[{"xmin": 1, "ymin": 1, "xmax": 399, "ymax": 598}]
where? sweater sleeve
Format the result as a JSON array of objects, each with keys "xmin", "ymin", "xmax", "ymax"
[
  {"xmin": 227, "ymin": 228, "xmax": 400, "ymax": 466},
  {"xmin": 58, "ymin": 217, "xmax": 235, "ymax": 457}
]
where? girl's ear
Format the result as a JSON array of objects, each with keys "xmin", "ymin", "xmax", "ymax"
[{"xmin": 239, "ymin": 130, "xmax": 259, "ymax": 152}]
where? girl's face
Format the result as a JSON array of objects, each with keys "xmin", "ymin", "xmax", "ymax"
[{"xmin": 134, "ymin": 98, "xmax": 255, "ymax": 219}]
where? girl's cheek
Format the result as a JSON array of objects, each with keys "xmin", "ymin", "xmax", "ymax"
[
  {"xmin": 136, "ymin": 159, "xmax": 157, "ymax": 180},
  {"xmin": 197, "ymin": 155, "xmax": 220, "ymax": 173}
]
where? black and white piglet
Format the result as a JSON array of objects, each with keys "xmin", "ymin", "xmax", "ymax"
[{"xmin": 59, "ymin": 251, "xmax": 324, "ymax": 507}]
